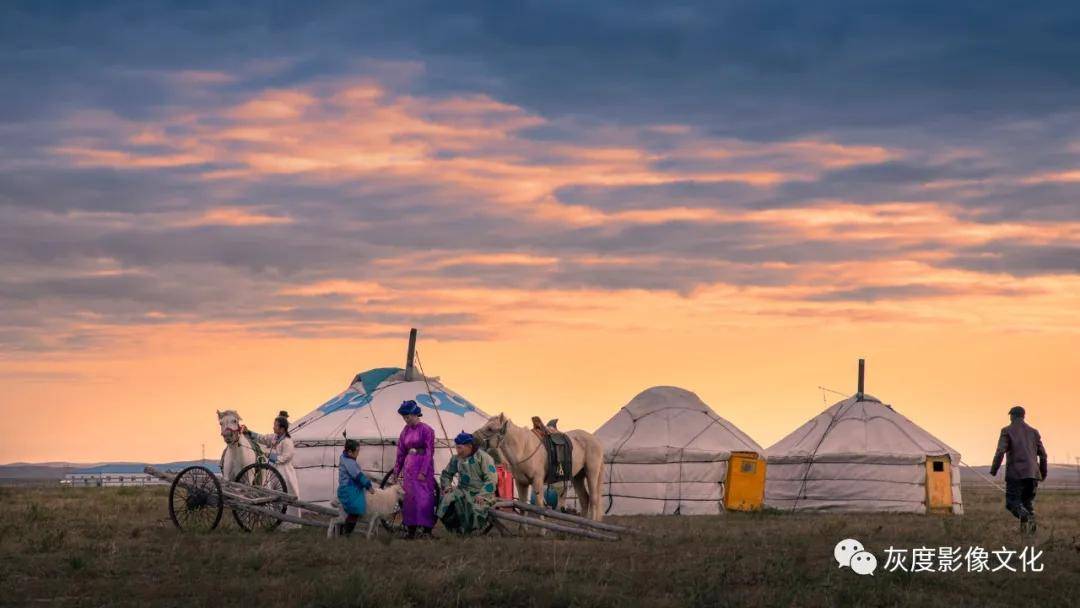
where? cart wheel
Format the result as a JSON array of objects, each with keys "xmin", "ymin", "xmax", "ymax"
[
  {"xmin": 232, "ymin": 463, "xmax": 287, "ymax": 532},
  {"xmin": 169, "ymin": 466, "xmax": 223, "ymax": 532}
]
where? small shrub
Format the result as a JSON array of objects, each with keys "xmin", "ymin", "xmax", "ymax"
[{"xmin": 69, "ymin": 555, "xmax": 87, "ymax": 571}]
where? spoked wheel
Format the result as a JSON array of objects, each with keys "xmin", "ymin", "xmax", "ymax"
[
  {"xmin": 232, "ymin": 463, "xmax": 287, "ymax": 532},
  {"xmin": 169, "ymin": 466, "xmax": 224, "ymax": 532}
]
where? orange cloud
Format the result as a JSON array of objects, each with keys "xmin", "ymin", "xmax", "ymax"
[
  {"xmin": 47, "ymin": 76, "xmax": 904, "ymax": 224},
  {"xmin": 178, "ymin": 207, "xmax": 293, "ymax": 227}
]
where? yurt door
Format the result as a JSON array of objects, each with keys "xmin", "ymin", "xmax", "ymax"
[
  {"xmin": 724, "ymin": 452, "xmax": 766, "ymax": 511},
  {"xmin": 925, "ymin": 456, "xmax": 953, "ymax": 513}
]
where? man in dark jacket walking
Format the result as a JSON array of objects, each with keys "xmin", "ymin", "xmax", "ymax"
[{"xmin": 990, "ymin": 406, "xmax": 1047, "ymax": 532}]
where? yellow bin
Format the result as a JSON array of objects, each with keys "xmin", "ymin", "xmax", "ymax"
[{"xmin": 724, "ymin": 451, "xmax": 766, "ymax": 511}]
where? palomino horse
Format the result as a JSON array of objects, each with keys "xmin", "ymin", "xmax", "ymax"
[
  {"xmin": 217, "ymin": 409, "xmax": 258, "ymax": 482},
  {"xmin": 473, "ymin": 413, "xmax": 605, "ymax": 521}
]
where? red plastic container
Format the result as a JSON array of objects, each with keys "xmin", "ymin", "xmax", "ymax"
[{"xmin": 495, "ymin": 464, "xmax": 515, "ymax": 500}]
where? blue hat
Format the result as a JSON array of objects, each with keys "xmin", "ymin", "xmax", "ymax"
[
  {"xmin": 454, "ymin": 431, "xmax": 474, "ymax": 446},
  {"xmin": 397, "ymin": 400, "xmax": 422, "ymax": 417}
]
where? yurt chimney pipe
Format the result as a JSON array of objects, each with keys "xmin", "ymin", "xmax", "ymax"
[
  {"xmin": 856, "ymin": 358, "xmax": 865, "ymax": 400},
  {"xmin": 405, "ymin": 328, "xmax": 418, "ymax": 381}
]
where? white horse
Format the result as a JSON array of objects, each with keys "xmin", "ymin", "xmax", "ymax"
[
  {"xmin": 217, "ymin": 409, "xmax": 257, "ymax": 482},
  {"xmin": 474, "ymin": 413, "xmax": 605, "ymax": 521}
]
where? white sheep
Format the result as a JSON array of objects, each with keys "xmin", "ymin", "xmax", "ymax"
[{"xmin": 327, "ymin": 483, "xmax": 405, "ymax": 539}]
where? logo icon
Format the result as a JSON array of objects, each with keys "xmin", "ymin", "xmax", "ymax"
[
  {"xmin": 834, "ymin": 538, "xmax": 865, "ymax": 568},
  {"xmin": 834, "ymin": 538, "xmax": 877, "ymax": 576},
  {"xmin": 849, "ymin": 550, "xmax": 877, "ymax": 576}
]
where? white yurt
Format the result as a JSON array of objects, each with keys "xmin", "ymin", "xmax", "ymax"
[
  {"xmin": 764, "ymin": 384, "xmax": 963, "ymax": 514},
  {"xmin": 595, "ymin": 386, "xmax": 766, "ymax": 516},
  {"xmin": 290, "ymin": 365, "xmax": 490, "ymax": 506}
]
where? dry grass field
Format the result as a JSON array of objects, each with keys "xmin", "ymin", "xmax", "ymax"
[{"xmin": 1, "ymin": 485, "xmax": 1078, "ymax": 607}]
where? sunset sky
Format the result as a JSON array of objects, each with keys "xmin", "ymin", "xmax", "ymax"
[{"xmin": 1, "ymin": 2, "xmax": 1078, "ymax": 466}]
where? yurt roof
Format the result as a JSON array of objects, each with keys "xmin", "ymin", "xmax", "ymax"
[
  {"xmin": 766, "ymin": 395, "xmax": 960, "ymax": 463},
  {"xmin": 596, "ymin": 386, "xmax": 763, "ymax": 461},
  {"xmin": 289, "ymin": 367, "xmax": 490, "ymax": 445}
]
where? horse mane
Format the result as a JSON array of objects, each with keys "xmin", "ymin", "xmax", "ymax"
[{"xmin": 218, "ymin": 409, "xmax": 240, "ymax": 420}]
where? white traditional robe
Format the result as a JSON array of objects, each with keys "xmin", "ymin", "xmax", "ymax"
[{"xmin": 252, "ymin": 432, "xmax": 301, "ymax": 526}]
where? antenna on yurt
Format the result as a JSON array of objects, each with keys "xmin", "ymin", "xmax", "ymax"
[
  {"xmin": 406, "ymin": 327, "xmax": 457, "ymax": 457},
  {"xmin": 404, "ymin": 327, "xmax": 418, "ymax": 381},
  {"xmin": 856, "ymin": 358, "xmax": 865, "ymax": 401}
]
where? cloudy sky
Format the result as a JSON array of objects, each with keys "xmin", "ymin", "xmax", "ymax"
[{"xmin": 2, "ymin": 1, "xmax": 1078, "ymax": 464}]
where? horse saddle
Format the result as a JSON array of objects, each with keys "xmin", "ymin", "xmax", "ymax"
[{"xmin": 531, "ymin": 416, "xmax": 573, "ymax": 484}]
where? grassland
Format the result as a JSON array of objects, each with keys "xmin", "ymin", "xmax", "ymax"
[{"xmin": 1, "ymin": 485, "xmax": 1078, "ymax": 607}]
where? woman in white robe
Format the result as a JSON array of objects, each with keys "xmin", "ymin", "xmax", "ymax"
[{"xmin": 244, "ymin": 410, "xmax": 301, "ymax": 528}]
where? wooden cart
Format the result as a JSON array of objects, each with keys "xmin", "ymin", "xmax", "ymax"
[{"xmin": 146, "ymin": 465, "xmax": 338, "ymax": 532}]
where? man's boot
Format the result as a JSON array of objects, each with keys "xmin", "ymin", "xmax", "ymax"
[{"xmin": 1018, "ymin": 508, "xmax": 1031, "ymax": 534}]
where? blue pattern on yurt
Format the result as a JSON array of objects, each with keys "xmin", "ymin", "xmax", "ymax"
[
  {"xmin": 315, "ymin": 367, "xmax": 480, "ymax": 417},
  {"xmin": 317, "ymin": 389, "xmax": 373, "ymax": 415},
  {"xmin": 416, "ymin": 391, "xmax": 477, "ymax": 416},
  {"xmin": 356, "ymin": 367, "xmax": 402, "ymax": 394}
]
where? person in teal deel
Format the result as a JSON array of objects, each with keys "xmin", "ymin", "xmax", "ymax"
[{"xmin": 437, "ymin": 431, "xmax": 498, "ymax": 534}]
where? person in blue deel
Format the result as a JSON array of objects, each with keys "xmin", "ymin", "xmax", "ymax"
[{"xmin": 337, "ymin": 438, "xmax": 373, "ymax": 536}]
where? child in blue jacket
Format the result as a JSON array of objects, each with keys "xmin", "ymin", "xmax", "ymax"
[{"xmin": 338, "ymin": 439, "xmax": 373, "ymax": 535}]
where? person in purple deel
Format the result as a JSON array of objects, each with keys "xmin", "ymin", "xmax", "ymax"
[{"xmin": 389, "ymin": 400, "xmax": 437, "ymax": 538}]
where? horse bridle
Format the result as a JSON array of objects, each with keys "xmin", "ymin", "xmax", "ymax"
[
  {"xmin": 221, "ymin": 420, "xmax": 242, "ymax": 445},
  {"xmin": 473, "ymin": 419, "xmax": 509, "ymax": 451},
  {"xmin": 474, "ymin": 418, "xmax": 543, "ymax": 470},
  {"xmin": 220, "ymin": 418, "xmax": 267, "ymax": 465}
]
